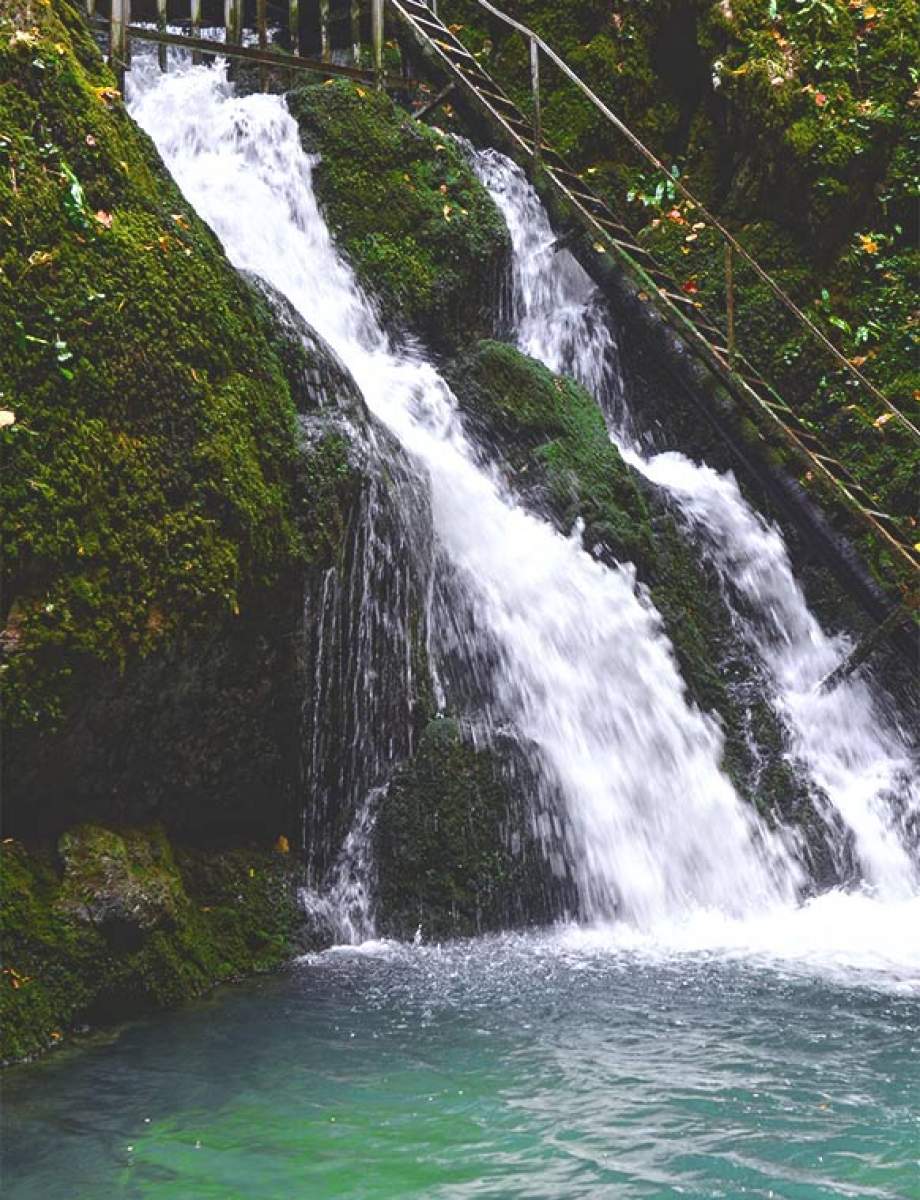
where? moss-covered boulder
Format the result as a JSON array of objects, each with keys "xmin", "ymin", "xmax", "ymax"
[
  {"xmin": 287, "ymin": 79, "xmax": 510, "ymax": 350},
  {"xmin": 375, "ymin": 718, "xmax": 572, "ymax": 940},
  {"xmin": 0, "ymin": 830, "xmax": 301, "ymax": 1064},
  {"xmin": 0, "ymin": 0, "xmax": 302, "ymax": 732},
  {"xmin": 444, "ymin": 340, "xmax": 839, "ymax": 854}
]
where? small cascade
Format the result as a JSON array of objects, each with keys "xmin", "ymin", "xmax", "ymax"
[
  {"xmin": 472, "ymin": 148, "xmax": 919, "ymax": 899},
  {"xmin": 130, "ymin": 59, "xmax": 800, "ymax": 931},
  {"xmin": 299, "ymin": 785, "xmax": 385, "ymax": 945}
]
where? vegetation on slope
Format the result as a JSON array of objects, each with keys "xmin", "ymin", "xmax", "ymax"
[
  {"xmin": 1, "ymin": 829, "xmax": 300, "ymax": 1063},
  {"xmin": 0, "ymin": 0, "xmax": 301, "ymax": 731},
  {"xmin": 447, "ymin": 0, "xmax": 919, "ymax": 585}
]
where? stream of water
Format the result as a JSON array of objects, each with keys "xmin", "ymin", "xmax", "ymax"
[{"xmin": 3, "ymin": 59, "xmax": 918, "ymax": 1200}]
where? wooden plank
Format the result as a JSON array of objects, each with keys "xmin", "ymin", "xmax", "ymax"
[{"xmin": 90, "ymin": 22, "xmax": 415, "ymax": 88}]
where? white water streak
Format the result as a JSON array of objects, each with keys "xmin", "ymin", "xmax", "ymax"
[
  {"xmin": 473, "ymin": 148, "xmax": 919, "ymax": 900},
  {"xmin": 129, "ymin": 61, "xmax": 798, "ymax": 928}
]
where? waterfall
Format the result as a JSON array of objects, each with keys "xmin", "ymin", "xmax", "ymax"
[
  {"xmin": 472, "ymin": 148, "xmax": 919, "ymax": 901},
  {"xmin": 129, "ymin": 60, "xmax": 801, "ymax": 931}
]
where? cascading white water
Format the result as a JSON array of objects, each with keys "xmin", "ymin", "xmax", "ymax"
[
  {"xmin": 129, "ymin": 60, "xmax": 800, "ymax": 930},
  {"xmin": 472, "ymin": 148, "xmax": 920, "ymax": 901}
]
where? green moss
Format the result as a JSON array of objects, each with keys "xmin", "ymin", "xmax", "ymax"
[
  {"xmin": 286, "ymin": 79, "xmax": 509, "ymax": 348},
  {"xmin": 0, "ymin": 829, "xmax": 300, "ymax": 1063},
  {"xmin": 0, "ymin": 0, "xmax": 303, "ymax": 730},
  {"xmin": 445, "ymin": 340, "xmax": 655, "ymax": 565},
  {"xmin": 375, "ymin": 719, "xmax": 558, "ymax": 939}
]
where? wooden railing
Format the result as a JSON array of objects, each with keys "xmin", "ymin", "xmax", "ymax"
[{"xmin": 92, "ymin": 0, "xmax": 399, "ymax": 91}]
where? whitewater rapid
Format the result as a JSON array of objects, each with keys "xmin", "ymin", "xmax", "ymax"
[
  {"xmin": 473, "ymin": 147, "xmax": 920, "ymax": 902},
  {"xmin": 127, "ymin": 59, "xmax": 920, "ymax": 982}
]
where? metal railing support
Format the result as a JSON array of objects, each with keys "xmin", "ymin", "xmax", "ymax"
[
  {"xmin": 109, "ymin": 0, "xmax": 128, "ymax": 90},
  {"xmin": 372, "ymin": 0, "xmax": 384, "ymax": 90},
  {"xmin": 351, "ymin": 0, "xmax": 361, "ymax": 65},
  {"xmin": 529, "ymin": 37, "xmax": 541, "ymax": 166},
  {"xmin": 725, "ymin": 242, "xmax": 735, "ymax": 370},
  {"xmin": 157, "ymin": 0, "xmax": 167, "ymax": 71}
]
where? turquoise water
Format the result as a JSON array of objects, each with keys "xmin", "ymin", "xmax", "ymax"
[{"xmin": 2, "ymin": 927, "xmax": 919, "ymax": 1199}]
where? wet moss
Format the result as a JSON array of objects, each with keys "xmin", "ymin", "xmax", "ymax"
[
  {"xmin": 375, "ymin": 719, "xmax": 563, "ymax": 940},
  {"xmin": 446, "ymin": 340, "xmax": 655, "ymax": 567},
  {"xmin": 0, "ymin": 830, "xmax": 300, "ymax": 1064},
  {"xmin": 286, "ymin": 78, "xmax": 509, "ymax": 349},
  {"xmin": 0, "ymin": 0, "xmax": 303, "ymax": 730}
]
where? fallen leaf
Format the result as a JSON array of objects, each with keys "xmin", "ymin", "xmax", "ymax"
[
  {"xmin": 443, "ymin": 204, "xmax": 452, "ymax": 221},
  {"xmin": 873, "ymin": 412, "xmax": 893, "ymax": 428},
  {"xmin": 680, "ymin": 278, "xmax": 700, "ymax": 295},
  {"xmin": 275, "ymin": 834, "xmax": 290, "ymax": 854},
  {"xmin": 859, "ymin": 234, "xmax": 879, "ymax": 254},
  {"xmin": 94, "ymin": 209, "xmax": 113, "ymax": 228},
  {"xmin": 814, "ymin": 92, "xmax": 828, "ymax": 107},
  {"xmin": 439, "ymin": 183, "xmax": 448, "ymax": 194},
  {"xmin": 0, "ymin": 410, "xmax": 15, "ymax": 428},
  {"xmin": 85, "ymin": 134, "xmax": 97, "ymax": 147}
]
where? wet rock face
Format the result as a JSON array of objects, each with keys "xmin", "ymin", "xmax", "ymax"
[
  {"xmin": 57, "ymin": 825, "xmax": 183, "ymax": 952},
  {"xmin": 443, "ymin": 339, "xmax": 846, "ymax": 878},
  {"xmin": 287, "ymin": 80, "xmax": 510, "ymax": 352},
  {"xmin": 374, "ymin": 718, "xmax": 575, "ymax": 942}
]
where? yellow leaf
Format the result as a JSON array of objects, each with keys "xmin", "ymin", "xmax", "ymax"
[
  {"xmin": 443, "ymin": 204, "xmax": 452, "ymax": 221},
  {"xmin": 873, "ymin": 412, "xmax": 893, "ymax": 428},
  {"xmin": 355, "ymin": 87, "xmax": 367, "ymax": 97},
  {"xmin": 593, "ymin": 241, "xmax": 606, "ymax": 253},
  {"xmin": 275, "ymin": 834, "xmax": 290, "ymax": 854},
  {"xmin": 863, "ymin": 4, "xmax": 877, "ymax": 16}
]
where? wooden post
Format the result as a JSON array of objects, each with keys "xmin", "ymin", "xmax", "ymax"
[
  {"xmin": 530, "ymin": 37, "xmax": 541, "ymax": 165},
  {"xmin": 725, "ymin": 242, "xmax": 736, "ymax": 369},
  {"xmin": 157, "ymin": 0, "xmax": 168, "ymax": 72},
  {"xmin": 351, "ymin": 0, "xmax": 361, "ymax": 66},
  {"xmin": 372, "ymin": 0, "xmax": 383, "ymax": 90},
  {"xmin": 320, "ymin": 0, "xmax": 330, "ymax": 62},
  {"xmin": 257, "ymin": 0, "xmax": 268, "ymax": 89},
  {"xmin": 190, "ymin": 0, "xmax": 202, "ymax": 64},
  {"xmin": 289, "ymin": 0, "xmax": 300, "ymax": 55},
  {"xmin": 110, "ymin": 0, "xmax": 128, "ymax": 91},
  {"xmin": 225, "ymin": 0, "xmax": 241, "ymax": 47}
]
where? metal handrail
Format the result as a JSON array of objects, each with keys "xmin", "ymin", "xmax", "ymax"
[{"xmin": 460, "ymin": 0, "xmax": 920, "ymax": 443}]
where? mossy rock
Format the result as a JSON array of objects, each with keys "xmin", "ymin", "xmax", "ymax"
[
  {"xmin": 445, "ymin": 339, "xmax": 656, "ymax": 568},
  {"xmin": 287, "ymin": 79, "xmax": 510, "ymax": 350},
  {"xmin": 0, "ymin": 829, "xmax": 301, "ymax": 1064},
  {"xmin": 0, "ymin": 0, "xmax": 303, "ymax": 732},
  {"xmin": 375, "ymin": 718, "xmax": 570, "ymax": 940}
]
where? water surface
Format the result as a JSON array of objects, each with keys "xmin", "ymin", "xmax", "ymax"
[{"xmin": 4, "ymin": 918, "xmax": 918, "ymax": 1199}]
